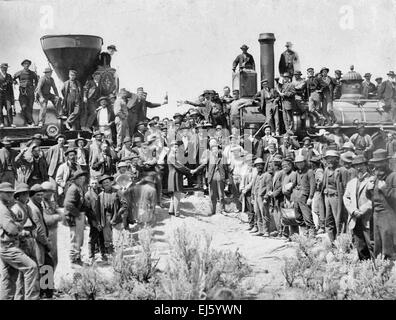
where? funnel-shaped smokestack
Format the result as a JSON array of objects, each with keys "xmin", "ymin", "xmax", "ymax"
[
  {"xmin": 258, "ymin": 33, "xmax": 276, "ymax": 89},
  {"xmin": 40, "ymin": 34, "xmax": 103, "ymax": 84}
]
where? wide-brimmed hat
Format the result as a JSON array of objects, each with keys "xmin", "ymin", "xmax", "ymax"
[
  {"xmin": 261, "ymin": 79, "xmax": 268, "ymax": 84},
  {"xmin": 294, "ymin": 70, "xmax": 302, "ymax": 76},
  {"xmin": 14, "ymin": 183, "xmax": 30, "ymax": 197},
  {"xmin": 324, "ymin": 150, "xmax": 340, "ymax": 158},
  {"xmin": 364, "ymin": 73, "xmax": 372, "ymax": 78},
  {"xmin": 55, "ymin": 134, "xmax": 66, "ymax": 140},
  {"xmin": 340, "ymin": 151, "xmax": 355, "ymax": 163},
  {"xmin": 29, "ymin": 184, "xmax": 43, "ymax": 196},
  {"xmin": 0, "ymin": 182, "xmax": 14, "ymax": 193},
  {"xmin": 98, "ymin": 174, "xmax": 114, "ymax": 184},
  {"xmin": 65, "ymin": 147, "xmax": 77, "ymax": 156},
  {"xmin": 302, "ymin": 136, "xmax": 311, "ymax": 142},
  {"xmin": 307, "ymin": 67, "xmax": 314, "ymax": 72},
  {"xmin": 93, "ymin": 130, "xmax": 103, "ymax": 138},
  {"xmin": 375, "ymin": 77, "xmax": 383, "ymax": 81},
  {"xmin": 41, "ymin": 181, "xmax": 56, "ymax": 192},
  {"xmin": 369, "ymin": 149, "xmax": 390, "ymax": 163},
  {"xmin": 254, "ymin": 158, "xmax": 265, "ymax": 166},
  {"xmin": 97, "ymin": 96, "xmax": 109, "ymax": 103},
  {"xmin": 320, "ymin": 67, "xmax": 330, "ymax": 73},
  {"xmin": 43, "ymin": 67, "xmax": 53, "ymax": 73},
  {"xmin": 387, "ymin": 71, "xmax": 395, "ymax": 77},
  {"xmin": 71, "ymin": 170, "xmax": 89, "ymax": 180},
  {"xmin": 285, "ymin": 41, "xmax": 292, "ymax": 47},
  {"xmin": 352, "ymin": 155, "xmax": 368, "ymax": 166},
  {"xmin": 0, "ymin": 63, "xmax": 9, "ymax": 68},
  {"xmin": 1, "ymin": 136, "xmax": 12, "ymax": 145},
  {"xmin": 334, "ymin": 70, "xmax": 342, "ymax": 75},
  {"xmin": 21, "ymin": 59, "xmax": 32, "ymax": 66},
  {"xmin": 310, "ymin": 156, "xmax": 322, "ymax": 163},
  {"xmin": 75, "ymin": 137, "xmax": 87, "ymax": 146},
  {"xmin": 240, "ymin": 44, "xmax": 249, "ymax": 50},
  {"xmin": 294, "ymin": 155, "xmax": 306, "ymax": 163}
]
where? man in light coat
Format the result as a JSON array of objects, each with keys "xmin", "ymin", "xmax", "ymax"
[{"xmin": 343, "ymin": 155, "xmax": 373, "ymax": 260}]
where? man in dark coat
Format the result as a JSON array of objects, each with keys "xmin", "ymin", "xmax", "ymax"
[
  {"xmin": 0, "ymin": 137, "xmax": 17, "ymax": 186},
  {"xmin": 63, "ymin": 170, "xmax": 89, "ymax": 265},
  {"xmin": 46, "ymin": 134, "xmax": 66, "ymax": 180},
  {"xmin": 16, "ymin": 145, "xmax": 48, "ymax": 187},
  {"xmin": 232, "ymin": 44, "xmax": 255, "ymax": 72},
  {"xmin": 279, "ymin": 72, "xmax": 296, "ymax": 131},
  {"xmin": 61, "ymin": 69, "xmax": 82, "ymax": 130},
  {"xmin": 333, "ymin": 70, "xmax": 343, "ymax": 100},
  {"xmin": 13, "ymin": 59, "xmax": 38, "ymax": 126},
  {"xmin": 377, "ymin": 71, "xmax": 396, "ymax": 122},
  {"xmin": 278, "ymin": 42, "xmax": 299, "ymax": 76},
  {"xmin": 97, "ymin": 45, "xmax": 117, "ymax": 69},
  {"xmin": 82, "ymin": 71, "xmax": 102, "ymax": 131},
  {"xmin": 0, "ymin": 63, "xmax": 15, "ymax": 127},
  {"xmin": 362, "ymin": 73, "xmax": 377, "ymax": 99},
  {"xmin": 367, "ymin": 149, "xmax": 396, "ymax": 260}
]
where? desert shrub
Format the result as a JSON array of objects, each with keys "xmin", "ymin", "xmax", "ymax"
[
  {"xmin": 280, "ymin": 234, "xmax": 396, "ymax": 300},
  {"xmin": 159, "ymin": 224, "xmax": 252, "ymax": 300},
  {"xmin": 57, "ymin": 266, "xmax": 113, "ymax": 300},
  {"xmin": 111, "ymin": 227, "xmax": 161, "ymax": 300}
]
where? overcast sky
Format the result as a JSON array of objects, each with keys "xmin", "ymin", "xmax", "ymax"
[{"xmin": 1, "ymin": 0, "xmax": 395, "ymax": 118}]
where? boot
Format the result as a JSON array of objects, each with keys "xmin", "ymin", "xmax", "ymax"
[{"xmin": 249, "ymin": 226, "xmax": 258, "ymax": 233}]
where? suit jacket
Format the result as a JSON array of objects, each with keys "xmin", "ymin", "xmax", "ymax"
[
  {"xmin": 280, "ymin": 82, "xmax": 296, "ymax": 110},
  {"xmin": 91, "ymin": 152, "xmax": 116, "ymax": 175},
  {"xmin": 232, "ymin": 53, "xmax": 255, "ymax": 71},
  {"xmin": 46, "ymin": 144, "xmax": 66, "ymax": 177},
  {"xmin": 167, "ymin": 150, "xmax": 191, "ymax": 192},
  {"xmin": 28, "ymin": 200, "xmax": 49, "ymax": 265},
  {"xmin": 0, "ymin": 147, "xmax": 17, "ymax": 175},
  {"xmin": 132, "ymin": 182, "xmax": 156, "ymax": 224},
  {"xmin": 196, "ymin": 150, "xmax": 228, "ymax": 183},
  {"xmin": 377, "ymin": 80, "xmax": 395, "ymax": 104},
  {"xmin": 292, "ymin": 168, "xmax": 315, "ymax": 201},
  {"xmin": 16, "ymin": 155, "xmax": 49, "ymax": 183},
  {"xmin": 278, "ymin": 50, "xmax": 299, "ymax": 75},
  {"xmin": 83, "ymin": 79, "xmax": 101, "ymax": 101},
  {"xmin": 362, "ymin": 80, "xmax": 376, "ymax": 99},
  {"xmin": 0, "ymin": 72, "xmax": 15, "ymax": 102},
  {"xmin": 343, "ymin": 174, "xmax": 372, "ymax": 230},
  {"xmin": 61, "ymin": 79, "xmax": 82, "ymax": 104},
  {"xmin": 64, "ymin": 183, "xmax": 85, "ymax": 218}
]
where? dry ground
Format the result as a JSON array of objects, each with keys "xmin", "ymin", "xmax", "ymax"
[{"xmin": 54, "ymin": 193, "xmax": 305, "ymax": 299}]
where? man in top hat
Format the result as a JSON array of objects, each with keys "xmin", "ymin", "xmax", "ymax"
[
  {"xmin": 56, "ymin": 147, "xmax": 82, "ymax": 200},
  {"xmin": 35, "ymin": 67, "xmax": 60, "ymax": 127},
  {"xmin": 75, "ymin": 137, "xmax": 89, "ymax": 171},
  {"xmin": 61, "ymin": 69, "xmax": 82, "ymax": 130},
  {"xmin": 279, "ymin": 72, "xmax": 296, "ymax": 131},
  {"xmin": 278, "ymin": 42, "xmax": 300, "ymax": 76},
  {"xmin": 82, "ymin": 71, "xmax": 102, "ymax": 132},
  {"xmin": 0, "ymin": 182, "xmax": 40, "ymax": 300},
  {"xmin": 322, "ymin": 150, "xmax": 344, "ymax": 242},
  {"xmin": 232, "ymin": 44, "xmax": 255, "ymax": 72},
  {"xmin": 292, "ymin": 155, "xmax": 316, "ymax": 236},
  {"xmin": 63, "ymin": 170, "xmax": 89, "ymax": 265},
  {"xmin": 366, "ymin": 149, "xmax": 396, "ymax": 260},
  {"xmin": 349, "ymin": 124, "xmax": 374, "ymax": 158},
  {"xmin": 0, "ymin": 136, "xmax": 17, "ymax": 186},
  {"xmin": 362, "ymin": 72, "xmax": 376, "ymax": 99},
  {"xmin": 0, "ymin": 63, "xmax": 15, "ymax": 128},
  {"xmin": 343, "ymin": 155, "xmax": 373, "ymax": 260},
  {"xmin": 46, "ymin": 134, "xmax": 66, "ymax": 182},
  {"xmin": 13, "ymin": 59, "xmax": 38, "ymax": 127},
  {"xmin": 377, "ymin": 71, "xmax": 396, "ymax": 123},
  {"xmin": 98, "ymin": 44, "xmax": 117, "ymax": 69},
  {"xmin": 333, "ymin": 70, "xmax": 343, "ymax": 100},
  {"xmin": 96, "ymin": 96, "xmax": 116, "ymax": 143}
]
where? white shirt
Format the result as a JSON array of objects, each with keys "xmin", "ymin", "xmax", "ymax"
[{"xmin": 98, "ymin": 107, "xmax": 108, "ymax": 126}]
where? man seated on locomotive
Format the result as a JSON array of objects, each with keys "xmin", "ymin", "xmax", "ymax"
[
  {"xmin": 292, "ymin": 70, "xmax": 307, "ymax": 118},
  {"xmin": 349, "ymin": 124, "xmax": 374, "ymax": 159}
]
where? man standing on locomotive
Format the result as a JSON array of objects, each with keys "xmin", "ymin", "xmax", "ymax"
[
  {"xmin": 36, "ymin": 67, "xmax": 60, "ymax": 127},
  {"xmin": 13, "ymin": 59, "xmax": 38, "ymax": 127},
  {"xmin": 279, "ymin": 72, "xmax": 296, "ymax": 131},
  {"xmin": 62, "ymin": 69, "xmax": 82, "ymax": 130},
  {"xmin": 82, "ymin": 71, "xmax": 102, "ymax": 132},
  {"xmin": 0, "ymin": 63, "xmax": 15, "ymax": 128}
]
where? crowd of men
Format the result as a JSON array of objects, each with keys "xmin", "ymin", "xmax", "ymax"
[{"xmin": 1, "ymin": 43, "xmax": 396, "ymax": 300}]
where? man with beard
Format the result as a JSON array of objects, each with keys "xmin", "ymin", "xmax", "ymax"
[
  {"xmin": 13, "ymin": 59, "xmax": 38, "ymax": 127},
  {"xmin": 0, "ymin": 137, "xmax": 17, "ymax": 186},
  {"xmin": 56, "ymin": 147, "xmax": 82, "ymax": 202},
  {"xmin": 366, "ymin": 149, "xmax": 396, "ymax": 260},
  {"xmin": 0, "ymin": 182, "xmax": 39, "ymax": 300},
  {"xmin": 15, "ymin": 145, "xmax": 48, "ymax": 187},
  {"xmin": 343, "ymin": 155, "xmax": 374, "ymax": 260},
  {"xmin": 292, "ymin": 155, "xmax": 316, "ymax": 236},
  {"xmin": 322, "ymin": 150, "xmax": 344, "ymax": 242},
  {"xmin": 92, "ymin": 140, "xmax": 117, "ymax": 176}
]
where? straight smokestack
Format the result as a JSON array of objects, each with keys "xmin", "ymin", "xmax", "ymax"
[{"xmin": 258, "ymin": 33, "xmax": 276, "ymax": 89}]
